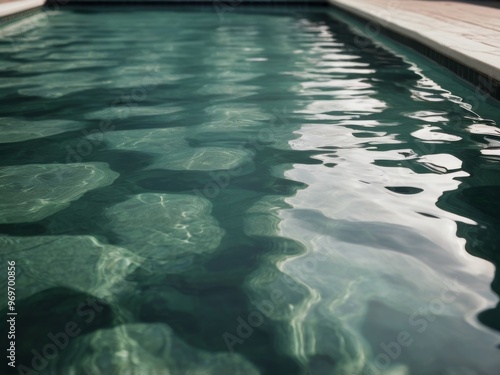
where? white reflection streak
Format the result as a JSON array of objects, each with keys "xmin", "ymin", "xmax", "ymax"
[{"xmin": 276, "ymin": 25, "xmax": 498, "ymax": 375}]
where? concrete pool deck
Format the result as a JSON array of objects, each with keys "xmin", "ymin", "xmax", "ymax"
[
  {"xmin": 0, "ymin": 0, "xmax": 44, "ymax": 21},
  {"xmin": 328, "ymin": 0, "xmax": 500, "ymax": 100}
]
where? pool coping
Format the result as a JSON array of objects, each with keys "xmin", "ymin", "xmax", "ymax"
[
  {"xmin": 327, "ymin": 0, "xmax": 500, "ymax": 102},
  {"xmin": 0, "ymin": 0, "xmax": 45, "ymax": 24}
]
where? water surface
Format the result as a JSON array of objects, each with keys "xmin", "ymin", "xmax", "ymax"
[{"xmin": 1, "ymin": 7, "xmax": 500, "ymax": 375}]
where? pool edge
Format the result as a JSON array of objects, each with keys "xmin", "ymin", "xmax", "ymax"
[
  {"xmin": 327, "ymin": 0, "xmax": 500, "ymax": 102},
  {"xmin": 0, "ymin": 0, "xmax": 45, "ymax": 25}
]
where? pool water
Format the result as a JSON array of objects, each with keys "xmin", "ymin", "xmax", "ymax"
[{"xmin": 1, "ymin": 6, "xmax": 500, "ymax": 375}]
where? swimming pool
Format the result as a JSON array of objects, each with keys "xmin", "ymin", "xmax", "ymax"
[{"xmin": 1, "ymin": 6, "xmax": 499, "ymax": 375}]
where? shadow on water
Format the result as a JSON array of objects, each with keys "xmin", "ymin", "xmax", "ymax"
[
  {"xmin": 0, "ymin": 287, "xmax": 117, "ymax": 375},
  {"xmin": 0, "ymin": 158, "xmax": 311, "ymax": 375},
  {"xmin": 439, "ymin": 177, "xmax": 500, "ymax": 332},
  {"xmin": 0, "ymin": 133, "xmax": 312, "ymax": 373},
  {"xmin": 0, "ymin": 106, "xmax": 313, "ymax": 375}
]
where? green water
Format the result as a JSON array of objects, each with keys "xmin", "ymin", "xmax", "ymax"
[{"xmin": 1, "ymin": 6, "xmax": 500, "ymax": 375}]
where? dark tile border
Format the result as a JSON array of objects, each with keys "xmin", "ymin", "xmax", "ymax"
[{"xmin": 327, "ymin": 3, "xmax": 500, "ymax": 102}]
